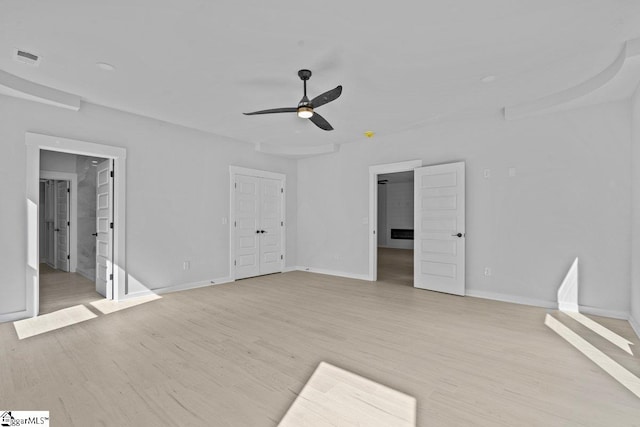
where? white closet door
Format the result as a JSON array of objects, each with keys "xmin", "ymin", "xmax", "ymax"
[
  {"xmin": 55, "ymin": 180, "xmax": 70, "ymax": 272},
  {"xmin": 95, "ymin": 160, "xmax": 113, "ymax": 298},
  {"xmin": 259, "ymin": 178, "xmax": 283, "ymax": 275},
  {"xmin": 414, "ymin": 162, "xmax": 465, "ymax": 295},
  {"xmin": 235, "ymin": 175, "xmax": 261, "ymax": 279}
]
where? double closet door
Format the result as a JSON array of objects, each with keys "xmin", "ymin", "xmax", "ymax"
[{"xmin": 234, "ymin": 174, "xmax": 284, "ymax": 279}]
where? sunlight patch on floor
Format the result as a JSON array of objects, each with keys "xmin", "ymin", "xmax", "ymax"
[
  {"xmin": 14, "ymin": 305, "xmax": 97, "ymax": 339},
  {"xmin": 563, "ymin": 311, "xmax": 634, "ymax": 355},
  {"xmin": 279, "ymin": 361, "xmax": 416, "ymax": 427},
  {"xmin": 90, "ymin": 294, "xmax": 161, "ymax": 314},
  {"xmin": 545, "ymin": 314, "xmax": 640, "ymax": 398}
]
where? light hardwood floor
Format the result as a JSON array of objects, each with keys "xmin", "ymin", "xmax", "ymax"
[
  {"xmin": 38, "ymin": 264, "xmax": 103, "ymax": 315},
  {"xmin": 378, "ymin": 247, "xmax": 413, "ymax": 286},
  {"xmin": 1, "ymin": 263, "xmax": 639, "ymax": 425}
]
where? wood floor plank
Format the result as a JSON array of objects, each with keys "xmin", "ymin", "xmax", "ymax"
[{"xmin": 0, "ymin": 251, "xmax": 639, "ymax": 425}]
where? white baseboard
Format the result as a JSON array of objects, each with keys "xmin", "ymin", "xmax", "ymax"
[
  {"xmin": 578, "ymin": 305, "xmax": 629, "ymax": 320},
  {"xmin": 122, "ymin": 276, "xmax": 233, "ymax": 300},
  {"xmin": 466, "ymin": 289, "xmax": 630, "ymax": 320},
  {"xmin": 282, "ymin": 266, "xmax": 298, "ymax": 273},
  {"xmin": 295, "ymin": 266, "xmax": 370, "ymax": 281},
  {"xmin": 628, "ymin": 314, "xmax": 640, "ymax": 339},
  {"xmin": 0, "ymin": 309, "xmax": 30, "ymax": 323},
  {"xmin": 466, "ymin": 289, "xmax": 557, "ymax": 309}
]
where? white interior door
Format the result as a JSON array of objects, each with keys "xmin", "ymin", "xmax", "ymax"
[
  {"xmin": 95, "ymin": 159, "xmax": 113, "ymax": 298},
  {"xmin": 55, "ymin": 180, "xmax": 70, "ymax": 271},
  {"xmin": 44, "ymin": 181, "xmax": 56, "ymax": 267},
  {"xmin": 414, "ymin": 162, "xmax": 465, "ymax": 295},
  {"xmin": 235, "ymin": 175, "xmax": 261, "ymax": 279},
  {"xmin": 234, "ymin": 174, "xmax": 284, "ymax": 279},
  {"xmin": 259, "ymin": 178, "xmax": 283, "ymax": 275}
]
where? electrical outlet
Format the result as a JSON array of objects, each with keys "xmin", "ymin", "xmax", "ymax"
[
  {"xmin": 183, "ymin": 261, "xmax": 191, "ymax": 270},
  {"xmin": 222, "ymin": 217, "xmax": 228, "ymax": 224},
  {"xmin": 484, "ymin": 267, "xmax": 491, "ymax": 276},
  {"xmin": 483, "ymin": 169, "xmax": 491, "ymax": 179}
]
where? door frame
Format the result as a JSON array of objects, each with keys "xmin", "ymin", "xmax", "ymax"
[
  {"xmin": 26, "ymin": 132, "xmax": 127, "ymax": 317},
  {"xmin": 229, "ymin": 166, "xmax": 286, "ymax": 281},
  {"xmin": 368, "ymin": 159, "xmax": 423, "ymax": 281},
  {"xmin": 40, "ymin": 172, "xmax": 78, "ymax": 273}
]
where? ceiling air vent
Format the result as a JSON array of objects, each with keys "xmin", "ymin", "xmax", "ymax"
[{"xmin": 13, "ymin": 48, "xmax": 41, "ymax": 66}]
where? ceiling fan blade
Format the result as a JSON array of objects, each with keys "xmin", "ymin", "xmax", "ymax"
[
  {"xmin": 310, "ymin": 85, "xmax": 342, "ymax": 108},
  {"xmin": 243, "ymin": 107, "xmax": 297, "ymax": 115},
  {"xmin": 309, "ymin": 112, "xmax": 334, "ymax": 131}
]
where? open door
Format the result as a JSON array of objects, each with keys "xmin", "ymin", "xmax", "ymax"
[
  {"xmin": 55, "ymin": 180, "xmax": 70, "ymax": 271},
  {"xmin": 95, "ymin": 159, "xmax": 113, "ymax": 298},
  {"xmin": 413, "ymin": 162, "xmax": 465, "ymax": 295}
]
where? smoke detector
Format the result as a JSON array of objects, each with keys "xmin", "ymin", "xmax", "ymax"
[{"xmin": 12, "ymin": 48, "xmax": 41, "ymax": 66}]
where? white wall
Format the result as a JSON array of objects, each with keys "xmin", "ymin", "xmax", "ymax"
[
  {"xmin": 631, "ymin": 87, "xmax": 640, "ymax": 334},
  {"xmin": 0, "ymin": 94, "xmax": 297, "ymax": 318},
  {"xmin": 382, "ymin": 181, "xmax": 414, "ymax": 250},
  {"xmin": 297, "ymin": 101, "xmax": 632, "ymax": 316}
]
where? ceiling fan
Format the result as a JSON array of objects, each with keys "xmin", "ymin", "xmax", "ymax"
[{"xmin": 243, "ymin": 69, "xmax": 342, "ymax": 131}]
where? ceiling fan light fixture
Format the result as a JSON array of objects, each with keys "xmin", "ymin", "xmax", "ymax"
[{"xmin": 297, "ymin": 106, "xmax": 314, "ymax": 119}]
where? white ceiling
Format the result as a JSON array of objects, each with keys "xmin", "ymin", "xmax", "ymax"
[{"xmin": 2, "ymin": 1, "xmax": 640, "ymax": 155}]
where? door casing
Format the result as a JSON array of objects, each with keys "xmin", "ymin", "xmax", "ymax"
[
  {"xmin": 25, "ymin": 132, "xmax": 126, "ymax": 318},
  {"xmin": 40, "ymin": 171, "xmax": 78, "ymax": 273}
]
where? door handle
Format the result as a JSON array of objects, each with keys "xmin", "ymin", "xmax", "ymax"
[
  {"xmin": 92, "ymin": 233, "xmax": 98, "ymax": 237},
  {"xmin": 452, "ymin": 233, "xmax": 464, "ymax": 238},
  {"xmin": 54, "ymin": 228, "xmax": 60, "ymax": 232},
  {"xmin": 256, "ymin": 230, "xmax": 261, "ymax": 234},
  {"xmin": 261, "ymin": 230, "xmax": 266, "ymax": 234}
]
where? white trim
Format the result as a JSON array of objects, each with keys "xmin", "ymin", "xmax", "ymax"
[
  {"xmin": 229, "ymin": 166, "xmax": 286, "ymax": 281},
  {"xmin": 26, "ymin": 132, "xmax": 127, "ymax": 318},
  {"xmin": 466, "ymin": 289, "xmax": 557, "ymax": 309},
  {"xmin": 296, "ymin": 267, "xmax": 370, "ymax": 281},
  {"xmin": 283, "ymin": 266, "xmax": 298, "ymax": 273},
  {"xmin": 0, "ymin": 310, "xmax": 30, "ymax": 323},
  {"xmin": 368, "ymin": 160, "xmax": 422, "ymax": 281},
  {"xmin": 122, "ymin": 276, "xmax": 234, "ymax": 300},
  {"xmin": 578, "ymin": 305, "xmax": 629, "ymax": 320},
  {"xmin": 629, "ymin": 315, "xmax": 640, "ymax": 340},
  {"xmin": 468, "ymin": 289, "xmax": 631, "ymax": 320},
  {"xmin": 229, "ymin": 166, "xmax": 286, "ymax": 181},
  {"xmin": 40, "ymin": 170, "xmax": 78, "ymax": 273}
]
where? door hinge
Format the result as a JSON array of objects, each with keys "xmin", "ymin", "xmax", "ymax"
[
  {"xmin": 110, "ymin": 222, "xmax": 114, "ymax": 229},
  {"xmin": 67, "ymin": 254, "xmax": 70, "ymax": 260},
  {"xmin": 67, "ymin": 221, "xmax": 70, "ymax": 226},
  {"xmin": 109, "ymin": 274, "xmax": 113, "ymax": 281},
  {"xmin": 234, "ymin": 260, "xmax": 236, "ymax": 266},
  {"xmin": 281, "ymin": 188, "xmax": 283, "ymax": 193},
  {"xmin": 67, "ymin": 188, "xmax": 70, "ymax": 193},
  {"xmin": 281, "ymin": 254, "xmax": 283, "ymax": 260},
  {"xmin": 110, "ymin": 171, "xmax": 114, "ymax": 178},
  {"xmin": 281, "ymin": 221, "xmax": 283, "ymax": 226},
  {"xmin": 234, "ymin": 182, "xmax": 237, "ymax": 189}
]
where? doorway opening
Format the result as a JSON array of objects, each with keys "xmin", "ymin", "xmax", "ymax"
[
  {"xmin": 368, "ymin": 160, "xmax": 422, "ymax": 282},
  {"xmin": 377, "ymin": 171, "xmax": 415, "ymax": 286},
  {"xmin": 26, "ymin": 132, "xmax": 127, "ymax": 318},
  {"xmin": 39, "ymin": 151, "xmax": 110, "ymax": 314}
]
